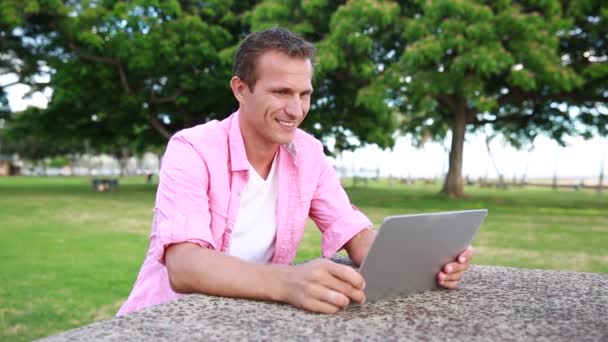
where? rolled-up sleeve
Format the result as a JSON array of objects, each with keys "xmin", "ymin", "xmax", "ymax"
[
  {"xmin": 151, "ymin": 134, "xmax": 217, "ymax": 265},
  {"xmin": 309, "ymin": 154, "xmax": 373, "ymax": 258}
]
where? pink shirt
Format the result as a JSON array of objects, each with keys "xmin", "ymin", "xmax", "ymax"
[{"xmin": 117, "ymin": 112, "xmax": 372, "ymax": 315}]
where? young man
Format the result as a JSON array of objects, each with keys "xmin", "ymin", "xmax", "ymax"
[{"xmin": 117, "ymin": 27, "xmax": 474, "ymax": 316}]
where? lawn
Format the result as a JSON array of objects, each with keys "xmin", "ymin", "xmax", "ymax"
[{"xmin": 1, "ymin": 176, "xmax": 607, "ymax": 341}]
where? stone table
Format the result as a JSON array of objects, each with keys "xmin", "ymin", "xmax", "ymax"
[{"xmin": 41, "ymin": 264, "xmax": 608, "ymax": 341}]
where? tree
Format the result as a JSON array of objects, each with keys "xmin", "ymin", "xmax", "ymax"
[
  {"xmin": 250, "ymin": 0, "xmax": 606, "ymax": 196},
  {"xmin": 3, "ymin": 0, "xmax": 607, "ymax": 198},
  {"xmin": 360, "ymin": 0, "xmax": 607, "ymax": 197},
  {"xmin": 0, "ymin": 1, "xmax": 62, "ymax": 101},
  {"xmin": 0, "ymin": 107, "xmax": 83, "ymax": 173},
  {"xmin": 1, "ymin": 0, "xmax": 254, "ymax": 154},
  {"xmin": 3, "ymin": 0, "xmax": 402, "ymax": 157}
]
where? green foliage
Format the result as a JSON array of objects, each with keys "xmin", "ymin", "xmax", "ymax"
[
  {"xmin": 351, "ymin": 0, "xmax": 606, "ymax": 196},
  {"xmin": 2, "ymin": 0, "xmax": 405, "ymax": 155},
  {"xmin": 385, "ymin": 1, "xmax": 584, "ymax": 145},
  {"xmin": 1, "ymin": 0, "xmax": 607, "ymax": 194},
  {"xmin": 0, "ymin": 90, "xmax": 9, "ymax": 121},
  {"xmin": 245, "ymin": 0, "xmax": 607, "ymax": 192},
  {"xmin": 2, "ymin": 0, "xmax": 251, "ymax": 156},
  {"xmin": 48, "ymin": 156, "xmax": 69, "ymax": 168},
  {"xmin": 0, "ymin": 107, "xmax": 83, "ymax": 162}
]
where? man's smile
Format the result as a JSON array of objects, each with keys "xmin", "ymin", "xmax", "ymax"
[{"xmin": 276, "ymin": 119, "xmax": 296, "ymax": 128}]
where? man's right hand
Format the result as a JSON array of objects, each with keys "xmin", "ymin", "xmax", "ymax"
[{"xmin": 277, "ymin": 258, "xmax": 366, "ymax": 314}]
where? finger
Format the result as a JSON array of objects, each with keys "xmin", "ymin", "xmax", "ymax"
[
  {"xmin": 310, "ymin": 284, "xmax": 350, "ymax": 308},
  {"xmin": 303, "ymin": 298, "xmax": 343, "ymax": 314},
  {"xmin": 438, "ymin": 279, "xmax": 460, "ymax": 289},
  {"xmin": 327, "ymin": 263, "xmax": 366, "ymax": 290},
  {"xmin": 321, "ymin": 276, "xmax": 366, "ymax": 304},
  {"xmin": 458, "ymin": 246, "xmax": 475, "ymax": 264},
  {"xmin": 443, "ymin": 261, "xmax": 468, "ymax": 274},
  {"xmin": 439, "ymin": 271, "xmax": 463, "ymax": 282}
]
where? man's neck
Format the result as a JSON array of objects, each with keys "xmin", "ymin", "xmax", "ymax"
[
  {"xmin": 238, "ymin": 118, "xmax": 278, "ymax": 179},
  {"xmin": 237, "ymin": 109, "xmax": 282, "ymax": 179},
  {"xmin": 244, "ymin": 143, "xmax": 278, "ymax": 180}
]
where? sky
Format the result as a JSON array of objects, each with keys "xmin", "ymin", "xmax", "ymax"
[
  {"xmin": 4, "ymin": 75, "xmax": 607, "ymax": 181},
  {"xmin": 336, "ymin": 134, "xmax": 606, "ymax": 180}
]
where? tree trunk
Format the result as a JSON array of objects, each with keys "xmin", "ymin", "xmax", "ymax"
[
  {"xmin": 441, "ymin": 106, "xmax": 467, "ymax": 198},
  {"xmin": 119, "ymin": 146, "xmax": 130, "ymax": 177},
  {"xmin": 485, "ymin": 134, "xmax": 506, "ymax": 189},
  {"xmin": 83, "ymin": 139, "xmax": 93, "ymax": 176},
  {"xmin": 41, "ymin": 160, "xmax": 48, "ymax": 177},
  {"xmin": 68, "ymin": 154, "xmax": 77, "ymax": 176}
]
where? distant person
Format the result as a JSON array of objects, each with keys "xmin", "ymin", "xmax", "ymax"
[{"xmin": 118, "ymin": 27, "xmax": 474, "ymax": 315}]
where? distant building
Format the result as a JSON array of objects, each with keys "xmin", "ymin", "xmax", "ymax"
[{"xmin": 0, "ymin": 155, "xmax": 20, "ymax": 176}]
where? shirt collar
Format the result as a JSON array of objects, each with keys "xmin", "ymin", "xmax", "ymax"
[{"xmin": 227, "ymin": 111, "xmax": 249, "ymax": 172}]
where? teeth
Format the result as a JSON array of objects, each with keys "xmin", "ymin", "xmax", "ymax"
[{"xmin": 277, "ymin": 120, "xmax": 295, "ymax": 128}]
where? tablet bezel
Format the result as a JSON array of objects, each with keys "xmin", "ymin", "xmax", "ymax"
[{"xmin": 359, "ymin": 209, "xmax": 488, "ymax": 303}]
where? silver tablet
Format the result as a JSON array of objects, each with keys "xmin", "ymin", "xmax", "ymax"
[{"xmin": 359, "ymin": 209, "xmax": 488, "ymax": 303}]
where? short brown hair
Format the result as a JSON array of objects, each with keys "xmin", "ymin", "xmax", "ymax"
[{"xmin": 233, "ymin": 27, "xmax": 316, "ymax": 89}]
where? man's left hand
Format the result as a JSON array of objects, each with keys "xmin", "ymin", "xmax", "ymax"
[{"xmin": 437, "ymin": 246, "xmax": 474, "ymax": 289}]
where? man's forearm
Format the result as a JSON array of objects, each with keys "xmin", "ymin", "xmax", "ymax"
[
  {"xmin": 344, "ymin": 228, "xmax": 376, "ymax": 266},
  {"xmin": 165, "ymin": 243, "xmax": 288, "ymax": 302}
]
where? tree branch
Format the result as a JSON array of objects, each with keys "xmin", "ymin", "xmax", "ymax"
[
  {"xmin": 437, "ymin": 94, "xmax": 457, "ymax": 112},
  {"xmin": 149, "ymin": 89, "xmax": 182, "ymax": 104},
  {"xmin": 68, "ymin": 42, "xmax": 133, "ymax": 94},
  {"xmin": 473, "ymin": 113, "xmax": 535, "ymax": 126},
  {"xmin": 498, "ymin": 88, "xmax": 606, "ymax": 107},
  {"xmin": 0, "ymin": 80, "xmax": 20, "ymax": 89},
  {"xmin": 150, "ymin": 115, "xmax": 172, "ymax": 140}
]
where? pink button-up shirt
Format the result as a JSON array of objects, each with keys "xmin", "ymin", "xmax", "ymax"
[{"xmin": 117, "ymin": 112, "xmax": 372, "ymax": 315}]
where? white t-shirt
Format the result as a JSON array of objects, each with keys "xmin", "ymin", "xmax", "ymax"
[{"xmin": 228, "ymin": 156, "xmax": 278, "ymax": 263}]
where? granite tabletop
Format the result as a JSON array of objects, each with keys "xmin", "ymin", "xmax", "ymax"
[{"xmin": 41, "ymin": 263, "xmax": 608, "ymax": 341}]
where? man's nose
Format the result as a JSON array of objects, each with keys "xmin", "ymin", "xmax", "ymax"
[{"xmin": 284, "ymin": 96, "xmax": 304, "ymax": 118}]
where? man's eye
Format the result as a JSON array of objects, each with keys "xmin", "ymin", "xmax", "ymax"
[{"xmin": 275, "ymin": 90, "xmax": 289, "ymax": 95}]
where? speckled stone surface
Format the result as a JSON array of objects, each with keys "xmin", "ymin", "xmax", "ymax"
[{"xmin": 41, "ymin": 260, "xmax": 608, "ymax": 341}]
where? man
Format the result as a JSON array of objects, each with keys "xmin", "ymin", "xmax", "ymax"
[{"xmin": 117, "ymin": 27, "xmax": 473, "ymax": 316}]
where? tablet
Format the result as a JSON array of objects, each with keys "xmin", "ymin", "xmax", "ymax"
[{"xmin": 359, "ymin": 209, "xmax": 488, "ymax": 303}]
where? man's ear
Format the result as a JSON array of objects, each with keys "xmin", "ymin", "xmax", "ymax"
[{"xmin": 230, "ymin": 76, "xmax": 248, "ymax": 103}]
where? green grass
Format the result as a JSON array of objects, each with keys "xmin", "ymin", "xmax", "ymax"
[{"xmin": 1, "ymin": 176, "xmax": 607, "ymax": 341}]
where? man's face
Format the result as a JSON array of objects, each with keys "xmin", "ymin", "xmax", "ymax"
[{"xmin": 236, "ymin": 50, "xmax": 313, "ymax": 148}]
